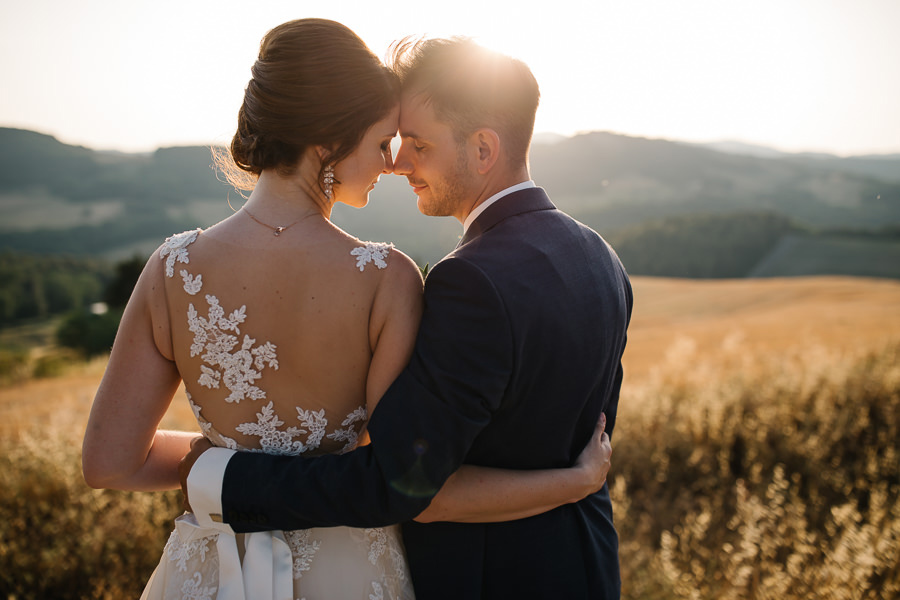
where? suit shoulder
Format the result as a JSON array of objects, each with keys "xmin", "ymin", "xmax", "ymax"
[{"xmin": 424, "ymin": 255, "xmax": 503, "ymax": 301}]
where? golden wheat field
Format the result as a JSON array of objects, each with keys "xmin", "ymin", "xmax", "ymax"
[
  {"xmin": 625, "ymin": 275, "xmax": 900, "ymax": 377},
  {"xmin": 2, "ymin": 275, "xmax": 899, "ymax": 599}
]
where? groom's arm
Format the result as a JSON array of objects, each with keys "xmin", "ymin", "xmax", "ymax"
[{"xmin": 189, "ymin": 257, "xmax": 513, "ymax": 532}]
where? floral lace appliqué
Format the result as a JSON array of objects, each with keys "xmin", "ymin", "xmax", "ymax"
[
  {"xmin": 160, "ymin": 229, "xmax": 201, "ymax": 278},
  {"xmin": 180, "ymin": 572, "xmax": 217, "ymax": 600},
  {"xmin": 188, "ymin": 295, "xmax": 279, "ymax": 403},
  {"xmin": 181, "ymin": 269, "xmax": 203, "ymax": 295},
  {"xmin": 227, "ymin": 400, "xmax": 369, "ymax": 457},
  {"xmin": 369, "ymin": 581, "xmax": 385, "ymax": 600},
  {"xmin": 351, "ymin": 242, "xmax": 393, "ymax": 271},
  {"xmin": 347, "ymin": 526, "xmax": 411, "ymax": 599},
  {"xmin": 234, "ymin": 401, "xmax": 321, "ymax": 455},
  {"xmin": 187, "ymin": 392, "xmax": 212, "ymax": 437},
  {"xmin": 364, "ymin": 528, "xmax": 388, "ymax": 565},
  {"xmin": 165, "ymin": 529, "xmax": 215, "ymax": 572},
  {"xmin": 326, "ymin": 406, "xmax": 368, "ymax": 454},
  {"xmin": 284, "ymin": 529, "xmax": 322, "ymax": 579},
  {"xmin": 188, "ymin": 393, "xmax": 240, "ymax": 449}
]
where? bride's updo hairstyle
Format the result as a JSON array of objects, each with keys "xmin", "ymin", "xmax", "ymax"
[{"xmin": 222, "ymin": 19, "xmax": 399, "ymax": 192}]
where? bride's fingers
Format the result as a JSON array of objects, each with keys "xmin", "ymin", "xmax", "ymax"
[{"xmin": 576, "ymin": 413, "xmax": 613, "ymax": 488}]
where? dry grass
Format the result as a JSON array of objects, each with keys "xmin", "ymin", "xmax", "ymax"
[
  {"xmin": 0, "ymin": 358, "xmax": 196, "ymax": 436},
  {"xmin": 624, "ymin": 276, "xmax": 900, "ymax": 378},
  {"xmin": 1, "ymin": 275, "xmax": 899, "ymax": 598},
  {"xmin": 612, "ymin": 277, "xmax": 900, "ymax": 598},
  {"xmin": 0, "ymin": 359, "xmax": 195, "ymax": 599}
]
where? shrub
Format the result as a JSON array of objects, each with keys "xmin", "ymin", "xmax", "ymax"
[
  {"xmin": 56, "ymin": 309, "xmax": 122, "ymax": 358},
  {"xmin": 0, "ymin": 348, "xmax": 29, "ymax": 384},
  {"xmin": 31, "ymin": 349, "xmax": 79, "ymax": 379},
  {"xmin": 0, "ymin": 427, "xmax": 181, "ymax": 599}
]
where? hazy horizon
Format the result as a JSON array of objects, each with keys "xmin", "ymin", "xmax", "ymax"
[
  {"xmin": 5, "ymin": 123, "xmax": 900, "ymax": 160},
  {"xmin": 2, "ymin": 0, "xmax": 899, "ymax": 157}
]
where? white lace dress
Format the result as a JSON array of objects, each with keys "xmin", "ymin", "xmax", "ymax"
[{"xmin": 141, "ymin": 230, "xmax": 413, "ymax": 600}]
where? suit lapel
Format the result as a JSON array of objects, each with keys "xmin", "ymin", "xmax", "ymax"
[{"xmin": 457, "ymin": 187, "xmax": 556, "ymax": 248}]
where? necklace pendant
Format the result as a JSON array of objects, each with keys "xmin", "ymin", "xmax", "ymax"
[{"xmin": 274, "ymin": 227, "xmax": 284, "ymax": 236}]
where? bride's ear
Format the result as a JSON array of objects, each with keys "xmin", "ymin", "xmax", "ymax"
[{"xmin": 314, "ymin": 145, "xmax": 334, "ymax": 166}]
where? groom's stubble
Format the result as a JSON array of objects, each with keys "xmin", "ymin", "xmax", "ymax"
[{"xmin": 415, "ymin": 140, "xmax": 476, "ymax": 218}]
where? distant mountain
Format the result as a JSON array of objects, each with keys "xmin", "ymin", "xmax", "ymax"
[
  {"xmin": 787, "ymin": 153, "xmax": 900, "ymax": 185},
  {"xmin": 748, "ymin": 233, "xmax": 900, "ymax": 279},
  {"xmin": 689, "ymin": 138, "xmax": 900, "ymax": 183},
  {"xmin": 0, "ymin": 127, "xmax": 230, "ymax": 204},
  {"xmin": 689, "ymin": 140, "xmax": 789, "ymax": 159},
  {"xmin": 2, "ymin": 126, "xmax": 898, "ymax": 278},
  {"xmin": 530, "ymin": 131, "xmax": 900, "ymax": 232},
  {"xmin": 532, "ymin": 132, "xmax": 568, "ymax": 145}
]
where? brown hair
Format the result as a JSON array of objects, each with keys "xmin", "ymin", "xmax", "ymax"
[
  {"xmin": 219, "ymin": 19, "xmax": 399, "ymax": 192},
  {"xmin": 389, "ymin": 37, "xmax": 540, "ymax": 168}
]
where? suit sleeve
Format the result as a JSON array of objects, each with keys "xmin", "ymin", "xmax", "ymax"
[{"xmin": 220, "ymin": 257, "xmax": 514, "ymax": 532}]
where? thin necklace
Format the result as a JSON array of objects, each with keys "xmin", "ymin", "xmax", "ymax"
[{"xmin": 241, "ymin": 206, "xmax": 318, "ymax": 237}]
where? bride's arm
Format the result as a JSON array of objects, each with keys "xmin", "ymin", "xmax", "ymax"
[
  {"xmin": 82, "ymin": 253, "xmax": 195, "ymax": 491},
  {"xmin": 367, "ymin": 254, "xmax": 612, "ymax": 524},
  {"xmin": 415, "ymin": 415, "xmax": 610, "ymax": 523}
]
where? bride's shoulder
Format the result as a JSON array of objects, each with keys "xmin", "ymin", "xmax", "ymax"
[
  {"xmin": 364, "ymin": 242, "xmax": 423, "ymax": 325},
  {"xmin": 155, "ymin": 228, "xmax": 204, "ymax": 277},
  {"xmin": 349, "ymin": 240, "xmax": 395, "ymax": 272},
  {"xmin": 350, "ymin": 239, "xmax": 420, "ymax": 276},
  {"xmin": 347, "ymin": 239, "xmax": 423, "ymax": 302}
]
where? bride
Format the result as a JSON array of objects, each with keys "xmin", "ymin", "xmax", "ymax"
[{"xmin": 82, "ymin": 18, "xmax": 611, "ymax": 600}]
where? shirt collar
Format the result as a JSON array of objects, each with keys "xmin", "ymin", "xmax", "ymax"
[{"xmin": 463, "ymin": 180, "xmax": 536, "ymax": 233}]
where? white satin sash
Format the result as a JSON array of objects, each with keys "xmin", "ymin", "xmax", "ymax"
[{"xmin": 141, "ymin": 513, "xmax": 294, "ymax": 600}]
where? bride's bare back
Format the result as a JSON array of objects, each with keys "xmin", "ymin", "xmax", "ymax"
[{"xmin": 152, "ymin": 215, "xmax": 423, "ymax": 456}]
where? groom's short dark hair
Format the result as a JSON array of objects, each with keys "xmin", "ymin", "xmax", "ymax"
[{"xmin": 389, "ymin": 37, "xmax": 540, "ymax": 168}]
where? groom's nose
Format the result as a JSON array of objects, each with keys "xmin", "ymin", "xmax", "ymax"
[{"xmin": 393, "ymin": 141, "xmax": 413, "ymax": 176}]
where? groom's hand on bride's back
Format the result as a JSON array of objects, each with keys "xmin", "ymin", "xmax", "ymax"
[{"xmin": 179, "ymin": 435, "xmax": 213, "ymax": 513}]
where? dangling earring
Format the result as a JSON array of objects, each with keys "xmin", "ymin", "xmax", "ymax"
[{"xmin": 323, "ymin": 165, "xmax": 335, "ymax": 200}]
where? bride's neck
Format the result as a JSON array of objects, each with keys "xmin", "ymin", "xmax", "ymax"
[{"xmin": 245, "ymin": 167, "xmax": 332, "ymax": 221}]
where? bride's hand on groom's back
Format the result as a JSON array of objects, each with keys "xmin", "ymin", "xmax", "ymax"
[
  {"xmin": 178, "ymin": 435, "xmax": 213, "ymax": 513},
  {"xmin": 574, "ymin": 413, "xmax": 612, "ymax": 496}
]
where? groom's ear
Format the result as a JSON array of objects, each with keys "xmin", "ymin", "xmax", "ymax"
[{"xmin": 470, "ymin": 128, "xmax": 501, "ymax": 175}]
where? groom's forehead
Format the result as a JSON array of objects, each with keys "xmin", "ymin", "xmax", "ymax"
[
  {"xmin": 399, "ymin": 92, "xmax": 431, "ymax": 119},
  {"xmin": 398, "ymin": 94, "xmax": 438, "ymax": 136}
]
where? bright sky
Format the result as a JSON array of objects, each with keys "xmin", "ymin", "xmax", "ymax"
[{"xmin": 1, "ymin": 0, "xmax": 898, "ymax": 156}]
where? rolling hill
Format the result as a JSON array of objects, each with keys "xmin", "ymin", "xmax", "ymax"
[{"xmin": 1, "ymin": 126, "xmax": 898, "ymax": 276}]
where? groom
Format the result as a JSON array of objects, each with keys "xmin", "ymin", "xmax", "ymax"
[{"xmin": 183, "ymin": 37, "xmax": 632, "ymax": 599}]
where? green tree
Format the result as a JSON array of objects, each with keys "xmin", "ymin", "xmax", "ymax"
[
  {"xmin": 104, "ymin": 255, "xmax": 145, "ymax": 309},
  {"xmin": 56, "ymin": 310, "xmax": 121, "ymax": 358}
]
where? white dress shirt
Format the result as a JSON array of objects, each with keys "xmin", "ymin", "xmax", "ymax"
[{"xmin": 463, "ymin": 180, "xmax": 536, "ymax": 233}]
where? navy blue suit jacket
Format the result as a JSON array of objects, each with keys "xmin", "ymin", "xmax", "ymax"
[{"xmin": 221, "ymin": 187, "xmax": 633, "ymax": 599}]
